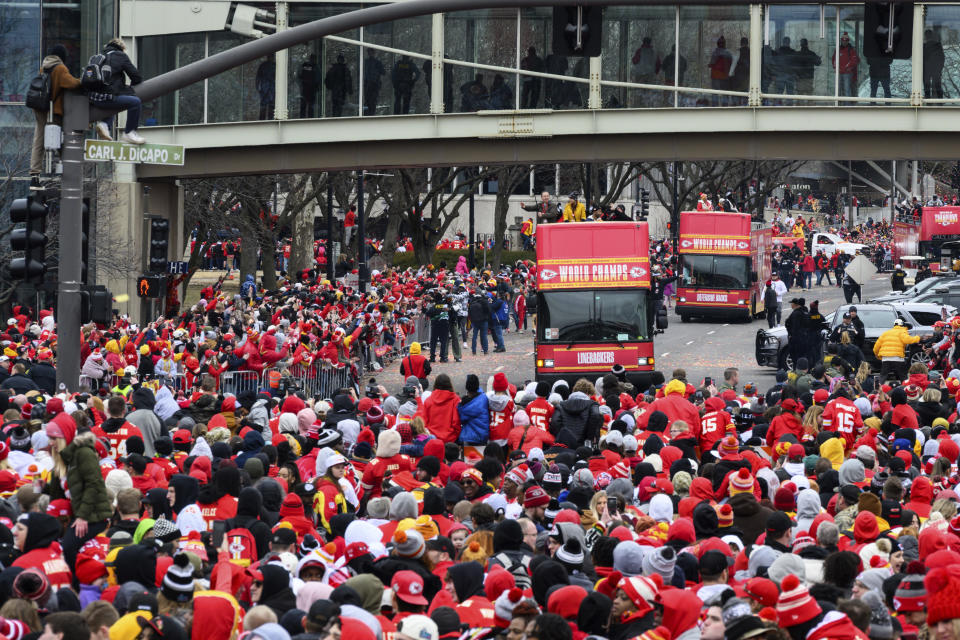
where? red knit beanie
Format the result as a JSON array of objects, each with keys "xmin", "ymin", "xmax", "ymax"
[
  {"xmin": 925, "ymin": 566, "xmax": 960, "ymax": 626},
  {"xmin": 853, "ymin": 511, "xmax": 880, "ymax": 544},
  {"xmin": 776, "ymin": 575, "xmax": 822, "ymax": 627},
  {"xmin": 940, "ymin": 438, "xmax": 960, "ymax": 463}
]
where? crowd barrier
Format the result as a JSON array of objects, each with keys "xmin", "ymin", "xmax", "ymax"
[
  {"xmin": 221, "ymin": 370, "xmax": 260, "ymax": 396},
  {"xmin": 78, "ymin": 372, "xmax": 187, "ymax": 393}
]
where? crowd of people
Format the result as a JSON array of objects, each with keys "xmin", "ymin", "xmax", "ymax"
[
  {"xmin": 2, "ymin": 191, "xmax": 958, "ymax": 640},
  {"xmin": 8, "ymin": 290, "xmax": 960, "ymax": 640}
]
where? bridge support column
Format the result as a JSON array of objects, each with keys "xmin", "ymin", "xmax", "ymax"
[
  {"xmin": 588, "ymin": 57, "xmax": 601, "ymax": 109},
  {"xmin": 431, "ymin": 13, "xmax": 444, "ymax": 114},
  {"xmin": 911, "ymin": 3, "xmax": 924, "ymax": 107},
  {"xmin": 748, "ymin": 4, "xmax": 762, "ymax": 107},
  {"xmin": 274, "ymin": 2, "xmax": 290, "ymax": 119}
]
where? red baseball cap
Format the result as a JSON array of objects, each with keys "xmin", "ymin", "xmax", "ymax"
[
  {"xmin": 172, "ymin": 429, "xmax": 192, "ymax": 444},
  {"xmin": 47, "ymin": 498, "xmax": 72, "ymax": 518},
  {"xmin": 391, "ymin": 570, "xmax": 428, "ymax": 605}
]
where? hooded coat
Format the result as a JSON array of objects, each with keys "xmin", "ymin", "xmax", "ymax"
[
  {"xmin": 235, "ymin": 430, "xmax": 265, "ymax": 468},
  {"xmin": 12, "ymin": 513, "xmax": 72, "ymax": 587},
  {"xmin": 728, "ymin": 491, "xmax": 773, "ymax": 546},
  {"xmin": 660, "ymin": 590, "xmax": 703, "ymax": 640},
  {"xmin": 550, "ymin": 392, "xmax": 603, "ymax": 448},
  {"xmin": 257, "ymin": 564, "xmax": 297, "ymax": 617},
  {"xmin": 115, "ymin": 544, "xmax": 158, "ymax": 590},
  {"xmin": 169, "ymin": 474, "xmax": 200, "ymax": 514},
  {"xmin": 419, "ymin": 389, "xmax": 461, "ymax": 443},
  {"xmin": 60, "ymin": 431, "xmax": 112, "ymax": 523},
  {"xmin": 224, "ymin": 487, "xmax": 273, "ymax": 559},
  {"xmin": 127, "ymin": 388, "xmax": 163, "ymax": 455},
  {"xmin": 457, "ymin": 392, "xmax": 489, "ymax": 444}
]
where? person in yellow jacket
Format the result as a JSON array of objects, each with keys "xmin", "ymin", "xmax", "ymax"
[
  {"xmin": 562, "ymin": 194, "xmax": 586, "ymax": 222},
  {"xmin": 873, "ymin": 318, "xmax": 920, "ymax": 383}
]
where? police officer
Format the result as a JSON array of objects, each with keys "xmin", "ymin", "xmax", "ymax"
[
  {"xmin": 891, "ymin": 263, "xmax": 907, "ymax": 292},
  {"xmin": 426, "ymin": 291, "xmax": 451, "ymax": 363}
]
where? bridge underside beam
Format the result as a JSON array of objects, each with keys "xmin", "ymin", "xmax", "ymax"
[{"xmin": 137, "ymin": 107, "xmax": 960, "ymax": 180}]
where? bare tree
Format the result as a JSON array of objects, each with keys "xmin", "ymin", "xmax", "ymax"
[
  {"xmin": 489, "ymin": 165, "xmax": 533, "ymax": 268},
  {"xmin": 378, "ymin": 167, "xmax": 491, "ymax": 265}
]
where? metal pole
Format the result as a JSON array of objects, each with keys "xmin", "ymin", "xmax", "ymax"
[
  {"xmin": 584, "ymin": 163, "xmax": 592, "ymax": 214},
  {"xmin": 57, "ymin": 93, "xmax": 88, "ymax": 390},
  {"xmin": 468, "ymin": 193, "xmax": 475, "ymax": 269},
  {"xmin": 847, "ymin": 160, "xmax": 854, "ymax": 230},
  {"xmin": 672, "ymin": 161, "xmax": 680, "ymax": 240},
  {"xmin": 326, "ymin": 179, "xmax": 334, "ymax": 281},
  {"xmin": 357, "ymin": 170, "xmax": 366, "ymax": 290},
  {"xmin": 891, "ymin": 160, "xmax": 897, "ymax": 224}
]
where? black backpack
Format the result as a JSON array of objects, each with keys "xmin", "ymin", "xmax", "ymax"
[
  {"xmin": 81, "ymin": 51, "xmax": 115, "ymax": 92},
  {"xmin": 24, "ymin": 71, "xmax": 51, "ymax": 111}
]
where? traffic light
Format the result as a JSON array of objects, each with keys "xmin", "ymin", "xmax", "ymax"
[
  {"xmin": 148, "ymin": 218, "xmax": 170, "ymax": 273},
  {"xmin": 136, "ymin": 275, "xmax": 164, "ymax": 298},
  {"xmin": 552, "ymin": 6, "xmax": 603, "ymax": 57},
  {"xmin": 89, "ymin": 286, "xmax": 112, "ymax": 324},
  {"xmin": 9, "ymin": 196, "xmax": 48, "ymax": 280},
  {"xmin": 863, "ymin": 2, "xmax": 913, "ymax": 59},
  {"xmin": 641, "ymin": 188, "xmax": 650, "ymax": 219}
]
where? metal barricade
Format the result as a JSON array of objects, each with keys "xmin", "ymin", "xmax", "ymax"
[
  {"xmin": 287, "ymin": 362, "xmax": 357, "ymax": 399},
  {"xmin": 221, "ymin": 370, "xmax": 261, "ymax": 396}
]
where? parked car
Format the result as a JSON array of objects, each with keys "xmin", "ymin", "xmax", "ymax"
[
  {"xmin": 755, "ymin": 302, "xmax": 955, "ymax": 370},
  {"xmin": 869, "ymin": 273, "xmax": 955, "ymax": 304}
]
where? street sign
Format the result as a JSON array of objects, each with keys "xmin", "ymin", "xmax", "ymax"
[
  {"xmin": 167, "ymin": 261, "xmax": 188, "ymax": 274},
  {"xmin": 844, "ymin": 254, "xmax": 877, "ymax": 285},
  {"xmin": 84, "ymin": 140, "xmax": 185, "ymax": 166}
]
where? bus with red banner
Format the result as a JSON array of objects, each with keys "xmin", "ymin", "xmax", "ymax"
[
  {"xmin": 892, "ymin": 207, "xmax": 960, "ymax": 272},
  {"xmin": 535, "ymin": 221, "xmax": 666, "ymax": 390},
  {"xmin": 675, "ymin": 211, "xmax": 772, "ymax": 322}
]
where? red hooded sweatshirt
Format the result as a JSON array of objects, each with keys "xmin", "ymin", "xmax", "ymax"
[{"xmin": 418, "ymin": 390, "xmax": 462, "ymax": 443}]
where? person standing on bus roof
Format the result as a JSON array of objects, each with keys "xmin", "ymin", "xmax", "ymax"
[
  {"xmin": 562, "ymin": 194, "xmax": 586, "ymax": 222},
  {"xmin": 521, "ymin": 191, "xmax": 560, "ymax": 224},
  {"xmin": 696, "ymin": 193, "xmax": 713, "ymax": 211}
]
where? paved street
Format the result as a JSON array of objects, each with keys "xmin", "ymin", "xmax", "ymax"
[{"xmin": 381, "ymin": 275, "xmax": 892, "ymax": 394}]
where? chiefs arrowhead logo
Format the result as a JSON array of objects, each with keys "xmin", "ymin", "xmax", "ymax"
[
  {"xmin": 737, "ymin": 241, "xmax": 749, "ymax": 249},
  {"xmin": 540, "ymin": 269, "xmax": 557, "ymax": 280},
  {"xmin": 629, "ymin": 267, "xmax": 647, "ymax": 279},
  {"xmin": 408, "ymin": 581, "xmax": 423, "ymax": 594},
  {"xmin": 680, "ymin": 240, "xmax": 692, "ymax": 248}
]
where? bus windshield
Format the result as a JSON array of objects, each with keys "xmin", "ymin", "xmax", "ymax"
[
  {"xmin": 539, "ymin": 290, "xmax": 649, "ymax": 342},
  {"xmin": 681, "ymin": 255, "xmax": 751, "ymax": 289}
]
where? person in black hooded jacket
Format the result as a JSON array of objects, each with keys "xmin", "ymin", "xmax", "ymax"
[
  {"xmin": 549, "ymin": 381, "xmax": 602, "ymax": 449},
  {"xmin": 236, "ymin": 430, "xmax": 265, "ymax": 468},
  {"xmin": 253, "ymin": 564, "xmax": 297, "ymax": 618},
  {"xmin": 142, "ymin": 487, "xmax": 172, "ymax": 521},
  {"xmin": 531, "ymin": 559, "xmax": 570, "ymax": 608},
  {"xmin": 323, "ymin": 394, "xmax": 358, "ymax": 432},
  {"xmin": 114, "ymin": 543, "xmax": 158, "ymax": 591},
  {"xmin": 168, "ymin": 474, "xmax": 199, "ymax": 514},
  {"xmin": 445, "ymin": 561, "xmax": 486, "ymax": 604},
  {"xmin": 255, "ymin": 477, "xmax": 283, "ymax": 526},
  {"xmin": 488, "ymin": 519, "xmax": 533, "ymax": 589},
  {"xmin": 223, "ymin": 487, "xmax": 272, "ymax": 559}
]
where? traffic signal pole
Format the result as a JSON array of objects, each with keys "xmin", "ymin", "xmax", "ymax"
[{"xmin": 57, "ymin": 92, "xmax": 88, "ymax": 390}]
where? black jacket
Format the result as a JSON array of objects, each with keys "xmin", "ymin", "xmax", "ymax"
[
  {"xmin": 102, "ymin": 43, "xmax": 142, "ymax": 96},
  {"xmin": 468, "ymin": 295, "xmax": 492, "ymax": 323},
  {"xmin": 0, "ymin": 373, "xmax": 39, "ymax": 395},
  {"xmin": 28, "ymin": 363, "xmax": 56, "ymax": 395},
  {"xmin": 550, "ymin": 391, "xmax": 602, "ymax": 448}
]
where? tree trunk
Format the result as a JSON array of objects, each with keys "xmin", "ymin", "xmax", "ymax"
[
  {"xmin": 289, "ymin": 204, "xmax": 315, "ymax": 275},
  {"xmin": 490, "ymin": 198, "xmax": 509, "ymax": 269},
  {"xmin": 380, "ymin": 211, "xmax": 402, "ymax": 267},
  {"xmin": 408, "ymin": 211, "xmax": 435, "ymax": 265},
  {"xmin": 260, "ymin": 229, "xmax": 278, "ymax": 290},
  {"xmin": 238, "ymin": 226, "xmax": 259, "ymax": 282}
]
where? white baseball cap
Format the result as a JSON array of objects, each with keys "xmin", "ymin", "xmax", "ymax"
[{"xmin": 396, "ymin": 615, "xmax": 438, "ymax": 640}]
